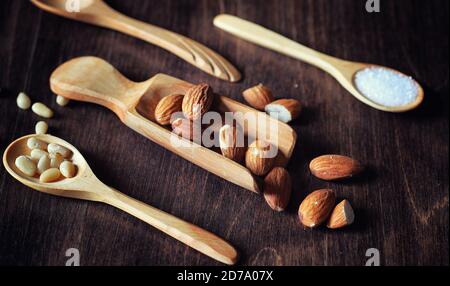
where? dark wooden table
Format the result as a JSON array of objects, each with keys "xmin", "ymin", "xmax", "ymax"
[{"xmin": 0, "ymin": 0, "xmax": 448, "ymax": 266}]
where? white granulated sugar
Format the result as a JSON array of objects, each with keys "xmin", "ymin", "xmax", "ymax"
[{"xmin": 354, "ymin": 67, "xmax": 418, "ymax": 107}]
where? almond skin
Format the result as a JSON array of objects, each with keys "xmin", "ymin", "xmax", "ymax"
[
  {"xmin": 309, "ymin": 155, "xmax": 363, "ymax": 181},
  {"xmin": 154, "ymin": 94, "xmax": 184, "ymax": 125},
  {"xmin": 171, "ymin": 118, "xmax": 201, "ymax": 143},
  {"xmin": 245, "ymin": 140, "xmax": 276, "ymax": 176},
  {"xmin": 298, "ymin": 189, "xmax": 336, "ymax": 228},
  {"xmin": 182, "ymin": 83, "xmax": 214, "ymax": 121},
  {"xmin": 263, "ymin": 167, "xmax": 292, "ymax": 212},
  {"xmin": 219, "ymin": 125, "xmax": 246, "ymax": 163},
  {"xmin": 327, "ymin": 199, "xmax": 355, "ymax": 229},
  {"xmin": 265, "ymin": 98, "xmax": 301, "ymax": 123},
  {"xmin": 242, "ymin": 84, "xmax": 274, "ymax": 110}
]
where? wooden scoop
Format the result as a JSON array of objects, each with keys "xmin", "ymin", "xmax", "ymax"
[
  {"xmin": 31, "ymin": 0, "xmax": 241, "ymax": 82},
  {"xmin": 49, "ymin": 56, "xmax": 297, "ymax": 193},
  {"xmin": 2, "ymin": 134, "xmax": 238, "ymax": 265}
]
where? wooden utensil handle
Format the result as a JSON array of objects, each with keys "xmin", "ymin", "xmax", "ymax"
[
  {"xmin": 101, "ymin": 186, "xmax": 238, "ymax": 265},
  {"xmin": 96, "ymin": 6, "xmax": 240, "ymax": 82},
  {"xmin": 213, "ymin": 14, "xmax": 339, "ymax": 72}
]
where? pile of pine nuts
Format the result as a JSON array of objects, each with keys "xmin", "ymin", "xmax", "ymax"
[{"xmin": 15, "ymin": 137, "xmax": 77, "ymax": 183}]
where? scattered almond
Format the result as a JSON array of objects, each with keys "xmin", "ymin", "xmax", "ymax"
[
  {"xmin": 263, "ymin": 167, "xmax": 292, "ymax": 212},
  {"xmin": 182, "ymin": 83, "xmax": 214, "ymax": 121},
  {"xmin": 327, "ymin": 200, "xmax": 355, "ymax": 229},
  {"xmin": 245, "ymin": 140, "xmax": 276, "ymax": 176},
  {"xmin": 309, "ymin": 155, "xmax": 364, "ymax": 181},
  {"xmin": 154, "ymin": 94, "xmax": 184, "ymax": 125},
  {"xmin": 242, "ymin": 84, "xmax": 274, "ymax": 110},
  {"xmin": 265, "ymin": 98, "xmax": 301, "ymax": 123},
  {"xmin": 219, "ymin": 124, "xmax": 246, "ymax": 163},
  {"xmin": 298, "ymin": 189, "xmax": 336, "ymax": 228}
]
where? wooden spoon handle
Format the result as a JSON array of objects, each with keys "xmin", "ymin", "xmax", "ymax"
[
  {"xmin": 94, "ymin": 4, "xmax": 240, "ymax": 82},
  {"xmin": 101, "ymin": 186, "xmax": 238, "ymax": 265},
  {"xmin": 213, "ymin": 14, "xmax": 340, "ymax": 72}
]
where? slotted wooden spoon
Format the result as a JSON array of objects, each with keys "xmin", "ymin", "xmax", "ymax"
[
  {"xmin": 49, "ymin": 56, "xmax": 297, "ymax": 193},
  {"xmin": 31, "ymin": 0, "xmax": 241, "ymax": 82},
  {"xmin": 3, "ymin": 134, "xmax": 238, "ymax": 265}
]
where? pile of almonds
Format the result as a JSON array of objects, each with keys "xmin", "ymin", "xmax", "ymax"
[
  {"xmin": 153, "ymin": 83, "xmax": 294, "ymax": 212},
  {"xmin": 297, "ymin": 154, "xmax": 363, "ymax": 229},
  {"xmin": 15, "ymin": 137, "xmax": 77, "ymax": 183},
  {"xmin": 154, "ymin": 82, "xmax": 363, "ymax": 230}
]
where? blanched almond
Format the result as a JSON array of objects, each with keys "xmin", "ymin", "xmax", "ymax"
[{"xmin": 265, "ymin": 99, "xmax": 301, "ymax": 123}]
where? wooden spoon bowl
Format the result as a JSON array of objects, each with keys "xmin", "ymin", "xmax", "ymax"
[{"xmin": 3, "ymin": 134, "xmax": 93, "ymax": 200}]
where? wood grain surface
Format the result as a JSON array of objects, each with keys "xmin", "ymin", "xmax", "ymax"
[{"xmin": 0, "ymin": 0, "xmax": 448, "ymax": 266}]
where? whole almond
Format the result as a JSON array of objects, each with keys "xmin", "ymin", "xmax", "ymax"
[
  {"xmin": 327, "ymin": 199, "xmax": 355, "ymax": 229},
  {"xmin": 263, "ymin": 167, "xmax": 292, "ymax": 212},
  {"xmin": 154, "ymin": 94, "xmax": 184, "ymax": 125},
  {"xmin": 171, "ymin": 118, "xmax": 201, "ymax": 143},
  {"xmin": 219, "ymin": 124, "xmax": 246, "ymax": 163},
  {"xmin": 242, "ymin": 84, "xmax": 274, "ymax": 110},
  {"xmin": 309, "ymin": 155, "xmax": 363, "ymax": 181},
  {"xmin": 245, "ymin": 140, "xmax": 276, "ymax": 176},
  {"xmin": 182, "ymin": 83, "xmax": 214, "ymax": 121},
  {"xmin": 298, "ymin": 189, "xmax": 336, "ymax": 228}
]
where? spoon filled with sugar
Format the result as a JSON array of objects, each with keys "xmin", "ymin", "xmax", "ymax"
[
  {"xmin": 214, "ymin": 14, "xmax": 424, "ymax": 112},
  {"xmin": 3, "ymin": 134, "xmax": 238, "ymax": 265}
]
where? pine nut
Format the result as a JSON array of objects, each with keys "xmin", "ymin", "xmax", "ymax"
[
  {"xmin": 15, "ymin": 155, "xmax": 37, "ymax": 176},
  {"xmin": 37, "ymin": 154, "xmax": 51, "ymax": 174},
  {"xmin": 31, "ymin": 102, "xmax": 53, "ymax": 118},
  {"xmin": 30, "ymin": 149, "xmax": 49, "ymax": 161},
  {"xmin": 39, "ymin": 168, "xmax": 61, "ymax": 183},
  {"xmin": 27, "ymin": 137, "xmax": 47, "ymax": 150},
  {"xmin": 35, "ymin": 121, "xmax": 48, "ymax": 134},
  {"xmin": 50, "ymin": 153, "xmax": 64, "ymax": 168},
  {"xmin": 26, "ymin": 155, "xmax": 37, "ymax": 163},
  {"xmin": 16, "ymin": 92, "xmax": 31, "ymax": 110},
  {"xmin": 60, "ymin": 161, "xmax": 76, "ymax": 178},
  {"xmin": 56, "ymin": 95, "xmax": 70, "ymax": 106},
  {"xmin": 48, "ymin": 143, "xmax": 72, "ymax": 158}
]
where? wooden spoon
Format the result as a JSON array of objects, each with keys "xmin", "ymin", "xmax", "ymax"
[
  {"xmin": 213, "ymin": 14, "xmax": 424, "ymax": 112},
  {"xmin": 30, "ymin": 0, "xmax": 241, "ymax": 82},
  {"xmin": 2, "ymin": 134, "xmax": 238, "ymax": 265},
  {"xmin": 49, "ymin": 56, "xmax": 297, "ymax": 193}
]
